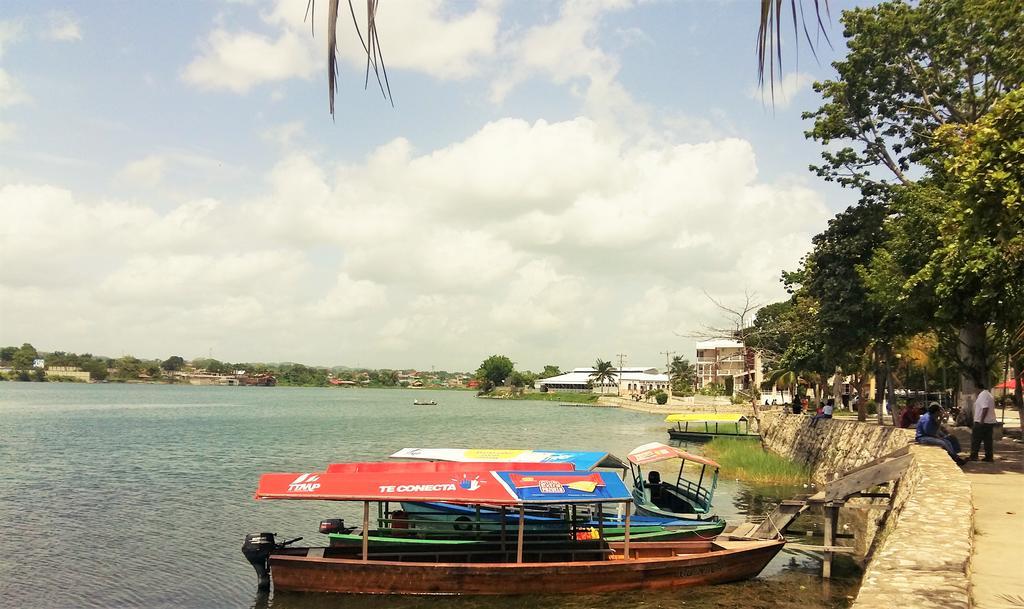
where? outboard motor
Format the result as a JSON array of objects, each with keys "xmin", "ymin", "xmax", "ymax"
[
  {"xmin": 318, "ymin": 519, "xmax": 346, "ymax": 535},
  {"xmin": 242, "ymin": 532, "xmax": 276, "ymax": 592}
]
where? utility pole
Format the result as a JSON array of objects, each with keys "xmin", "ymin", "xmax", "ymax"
[
  {"xmin": 616, "ymin": 353, "xmax": 627, "ymax": 396},
  {"xmin": 661, "ymin": 350, "xmax": 675, "ymax": 396}
]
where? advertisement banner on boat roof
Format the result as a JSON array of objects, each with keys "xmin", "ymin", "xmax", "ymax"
[
  {"xmin": 495, "ymin": 471, "xmax": 632, "ymax": 503},
  {"xmin": 325, "ymin": 461, "xmax": 574, "ymax": 474},
  {"xmin": 256, "ymin": 470, "xmax": 520, "ymax": 504},
  {"xmin": 391, "ymin": 448, "xmax": 614, "ymax": 471}
]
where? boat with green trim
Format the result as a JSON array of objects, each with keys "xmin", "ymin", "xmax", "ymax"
[
  {"xmin": 628, "ymin": 442, "xmax": 720, "ymax": 519},
  {"xmin": 665, "ymin": 413, "xmax": 760, "ymax": 441}
]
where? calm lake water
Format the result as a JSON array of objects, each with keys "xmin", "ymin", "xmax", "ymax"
[{"xmin": 0, "ymin": 383, "xmax": 859, "ymax": 608}]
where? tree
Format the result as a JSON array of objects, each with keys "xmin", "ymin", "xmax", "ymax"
[
  {"xmin": 588, "ymin": 359, "xmax": 617, "ymax": 395},
  {"xmin": 541, "ymin": 365, "xmax": 562, "ymax": 379},
  {"xmin": 668, "ymin": 356, "xmax": 696, "ymax": 393},
  {"xmin": 161, "ymin": 356, "xmax": 185, "ymax": 371},
  {"xmin": 805, "ymin": 0, "xmax": 1023, "ymax": 407},
  {"xmin": 476, "ymin": 355, "xmax": 515, "ymax": 391},
  {"xmin": 0, "ymin": 346, "xmax": 16, "ymax": 362},
  {"xmin": 80, "ymin": 359, "xmax": 109, "ymax": 381},
  {"xmin": 11, "ymin": 343, "xmax": 38, "ymax": 371}
]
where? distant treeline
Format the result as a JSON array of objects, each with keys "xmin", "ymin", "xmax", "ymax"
[{"xmin": 0, "ymin": 343, "xmax": 471, "ymax": 388}]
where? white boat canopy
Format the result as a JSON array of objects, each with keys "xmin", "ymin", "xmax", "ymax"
[{"xmin": 626, "ymin": 442, "xmax": 720, "ymax": 469}]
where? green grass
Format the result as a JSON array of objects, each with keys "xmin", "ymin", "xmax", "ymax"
[{"xmin": 703, "ymin": 437, "xmax": 810, "ymax": 484}]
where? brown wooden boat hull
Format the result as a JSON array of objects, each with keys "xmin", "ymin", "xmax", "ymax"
[{"xmin": 268, "ymin": 539, "xmax": 784, "ymax": 595}]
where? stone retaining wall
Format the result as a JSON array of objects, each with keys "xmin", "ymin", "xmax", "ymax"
[{"xmin": 758, "ymin": 413, "xmax": 973, "ymax": 609}]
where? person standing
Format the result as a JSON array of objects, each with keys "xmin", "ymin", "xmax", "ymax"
[{"xmin": 970, "ymin": 385, "xmax": 997, "ymax": 462}]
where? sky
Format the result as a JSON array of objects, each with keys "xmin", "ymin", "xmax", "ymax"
[{"xmin": 0, "ymin": 0, "xmax": 867, "ymax": 372}]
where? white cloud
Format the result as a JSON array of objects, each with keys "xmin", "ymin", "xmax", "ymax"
[
  {"xmin": 184, "ymin": 0, "xmax": 501, "ymax": 93},
  {"xmin": 0, "ymin": 114, "xmax": 829, "ymax": 369},
  {"xmin": 118, "ymin": 155, "xmax": 166, "ymax": 187},
  {"xmin": 45, "ymin": 12, "xmax": 82, "ymax": 42},
  {"xmin": 0, "ymin": 68, "xmax": 28, "ymax": 107},
  {"xmin": 115, "ymin": 152, "xmax": 231, "ymax": 188},
  {"xmin": 183, "ymin": 28, "xmax": 316, "ymax": 92},
  {"xmin": 747, "ymin": 71, "xmax": 815, "ymax": 108},
  {"xmin": 0, "ymin": 120, "xmax": 15, "ymax": 141},
  {"xmin": 308, "ymin": 273, "xmax": 388, "ymax": 319},
  {"xmin": 0, "ymin": 19, "xmax": 22, "ymax": 58}
]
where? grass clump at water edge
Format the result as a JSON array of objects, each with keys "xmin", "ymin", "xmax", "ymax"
[{"xmin": 702, "ymin": 437, "xmax": 809, "ymax": 485}]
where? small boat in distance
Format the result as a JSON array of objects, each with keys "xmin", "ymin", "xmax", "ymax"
[
  {"xmin": 665, "ymin": 413, "xmax": 760, "ymax": 442},
  {"xmin": 412, "ymin": 400, "xmax": 437, "ymax": 405},
  {"xmin": 243, "ymin": 462, "xmax": 785, "ymax": 595}
]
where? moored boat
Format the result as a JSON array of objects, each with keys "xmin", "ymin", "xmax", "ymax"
[
  {"xmin": 628, "ymin": 442, "xmax": 720, "ymax": 519},
  {"xmin": 244, "ymin": 463, "xmax": 784, "ymax": 595},
  {"xmin": 665, "ymin": 413, "xmax": 760, "ymax": 441},
  {"xmin": 412, "ymin": 400, "xmax": 437, "ymax": 405}
]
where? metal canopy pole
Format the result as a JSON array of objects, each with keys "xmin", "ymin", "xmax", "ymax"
[
  {"xmin": 361, "ymin": 501, "xmax": 370, "ymax": 562},
  {"xmin": 516, "ymin": 506, "xmax": 526, "ymax": 563},
  {"xmin": 500, "ymin": 506, "xmax": 507, "ymax": 555},
  {"xmin": 623, "ymin": 503, "xmax": 631, "ymax": 559}
]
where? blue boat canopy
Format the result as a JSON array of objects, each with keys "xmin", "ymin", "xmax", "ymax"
[{"xmin": 390, "ymin": 448, "xmax": 628, "ymax": 471}]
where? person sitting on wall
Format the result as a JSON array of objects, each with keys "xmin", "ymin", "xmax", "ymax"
[
  {"xmin": 791, "ymin": 397, "xmax": 802, "ymax": 415},
  {"xmin": 916, "ymin": 404, "xmax": 966, "ymax": 465},
  {"xmin": 899, "ymin": 401, "xmax": 924, "ymax": 429},
  {"xmin": 811, "ymin": 398, "xmax": 834, "ymax": 427}
]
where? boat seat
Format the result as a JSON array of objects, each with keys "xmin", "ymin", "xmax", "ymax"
[{"xmin": 647, "ymin": 471, "xmax": 664, "ymax": 501}]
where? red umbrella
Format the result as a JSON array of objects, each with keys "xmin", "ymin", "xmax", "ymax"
[{"xmin": 995, "ymin": 379, "xmax": 1019, "ymax": 390}]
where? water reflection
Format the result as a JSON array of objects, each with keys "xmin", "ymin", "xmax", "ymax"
[{"xmin": 255, "ymin": 564, "xmax": 859, "ymax": 609}]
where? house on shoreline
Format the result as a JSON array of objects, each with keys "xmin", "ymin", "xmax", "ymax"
[{"xmin": 536, "ymin": 367, "xmax": 669, "ymax": 395}]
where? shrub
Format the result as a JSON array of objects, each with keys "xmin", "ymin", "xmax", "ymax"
[
  {"xmin": 866, "ymin": 400, "xmax": 878, "ymax": 415},
  {"xmin": 655, "ymin": 391, "xmax": 668, "ymax": 405}
]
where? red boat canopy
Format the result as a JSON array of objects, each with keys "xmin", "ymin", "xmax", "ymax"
[
  {"xmin": 255, "ymin": 465, "xmax": 633, "ymax": 505},
  {"xmin": 325, "ymin": 461, "xmax": 574, "ymax": 474},
  {"xmin": 627, "ymin": 442, "xmax": 720, "ymax": 469}
]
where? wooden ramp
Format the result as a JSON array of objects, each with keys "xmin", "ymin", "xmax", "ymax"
[{"xmin": 728, "ymin": 447, "xmax": 914, "ymax": 577}]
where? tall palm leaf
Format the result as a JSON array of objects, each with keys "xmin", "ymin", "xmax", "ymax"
[
  {"xmin": 315, "ymin": 1, "xmax": 831, "ymax": 116},
  {"xmin": 589, "ymin": 359, "xmax": 617, "ymax": 395},
  {"xmin": 756, "ymin": 0, "xmax": 832, "ymax": 104}
]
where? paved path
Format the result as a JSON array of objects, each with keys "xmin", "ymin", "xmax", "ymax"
[{"xmin": 961, "ymin": 436, "xmax": 1024, "ymax": 609}]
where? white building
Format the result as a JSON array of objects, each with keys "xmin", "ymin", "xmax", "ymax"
[
  {"xmin": 536, "ymin": 367, "xmax": 670, "ymax": 395},
  {"xmin": 695, "ymin": 339, "xmax": 761, "ymax": 391}
]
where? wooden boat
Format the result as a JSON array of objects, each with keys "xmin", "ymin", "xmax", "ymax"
[
  {"xmin": 665, "ymin": 413, "xmax": 760, "ymax": 442},
  {"xmin": 627, "ymin": 442, "xmax": 720, "ymax": 519},
  {"xmin": 244, "ymin": 463, "xmax": 783, "ymax": 595}
]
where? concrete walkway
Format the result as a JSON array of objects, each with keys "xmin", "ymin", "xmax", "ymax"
[{"xmin": 962, "ymin": 436, "xmax": 1024, "ymax": 609}]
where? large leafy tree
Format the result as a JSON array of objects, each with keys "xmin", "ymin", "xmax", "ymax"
[
  {"xmin": 476, "ymin": 355, "xmax": 515, "ymax": 392},
  {"xmin": 805, "ymin": 0, "xmax": 1023, "ymax": 401}
]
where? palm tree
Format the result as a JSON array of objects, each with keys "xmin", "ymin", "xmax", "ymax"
[
  {"xmin": 589, "ymin": 359, "xmax": 617, "ymax": 395},
  {"xmin": 316, "ymin": 1, "xmax": 831, "ymax": 116},
  {"xmin": 668, "ymin": 355, "xmax": 695, "ymax": 393}
]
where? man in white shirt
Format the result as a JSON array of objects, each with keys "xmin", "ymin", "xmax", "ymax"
[{"xmin": 970, "ymin": 385, "xmax": 997, "ymax": 462}]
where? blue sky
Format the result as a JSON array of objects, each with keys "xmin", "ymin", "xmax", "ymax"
[{"xmin": 0, "ymin": 0, "xmax": 866, "ymax": 371}]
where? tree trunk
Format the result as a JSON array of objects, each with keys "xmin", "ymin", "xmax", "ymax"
[
  {"xmin": 887, "ymin": 369, "xmax": 899, "ymax": 426},
  {"xmin": 957, "ymin": 323, "xmax": 988, "ymax": 427},
  {"xmin": 875, "ymin": 344, "xmax": 888, "ymax": 425}
]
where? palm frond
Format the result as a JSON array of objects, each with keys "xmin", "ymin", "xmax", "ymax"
[
  {"xmin": 321, "ymin": 0, "xmax": 393, "ymax": 118},
  {"xmin": 756, "ymin": 0, "xmax": 832, "ymax": 105}
]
